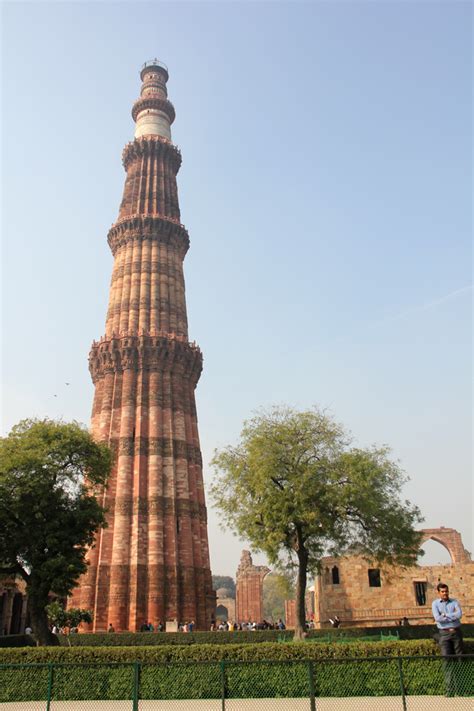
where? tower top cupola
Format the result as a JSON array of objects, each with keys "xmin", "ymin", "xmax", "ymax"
[
  {"xmin": 140, "ymin": 58, "xmax": 169, "ymax": 83},
  {"xmin": 132, "ymin": 59, "xmax": 175, "ymax": 141}
]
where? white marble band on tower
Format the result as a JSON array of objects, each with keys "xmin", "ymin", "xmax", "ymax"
[
  {"xmin": 134, "ymin": 60, "xmax": 173, "ymax": 140},
  {"xmin": 135, "ymin": 109, "xmax": 171, "ymax": 140}
]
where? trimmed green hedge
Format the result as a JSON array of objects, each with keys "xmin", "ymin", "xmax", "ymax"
[
  {"xmin": 0, "ymin": 624, "xmax": 468, "ymax": 649},
  {"xmin": 52, "ymin": 624, "xmax": 474, "ymax": 647},
  {"xmin": 388, "ymin": 623, "xmax": 474, "ymax": 640},
  {"xmin": 0, "ymin": 639, "xmax": 444, "ymax": 664},
  {"xmin": 58, "ymin": 630, "xmax": 295, "ymax": 646}
]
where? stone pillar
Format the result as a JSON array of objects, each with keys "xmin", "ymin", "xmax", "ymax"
[
  {"xmin": 284, "ymin": 599, "xmax": 296, "ymax": 629},
  {"xmin": 0, "ymin": 591, "xmax": 13, "ymax": 635},
  {"xmin": 70, "ymin": 60, "xmax": 215, "ymax": 630},
  {"xmin": 19, "ymin": 596, "xmax": 28, "ymax": 633}
]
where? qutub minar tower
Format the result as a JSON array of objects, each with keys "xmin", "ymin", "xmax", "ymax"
[{"xmin": 71, "ymin": 60, "xmax": 215, "ymax": 631}]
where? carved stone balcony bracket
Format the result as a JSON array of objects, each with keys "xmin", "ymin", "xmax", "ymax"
[
  {"xmin": 89, "ymin": 333, "xmax": 202, "ymax": 384},
  {"xmin": 132, "ymin": 95, "xmax": 176, "ymax": 124},
  {"xmin": 122, "ymin": 136, "xmax": 182, "ymax": 172},
  {"xmin": 107, "ymin": 214, "xmax": 189, "ymax": 257}
]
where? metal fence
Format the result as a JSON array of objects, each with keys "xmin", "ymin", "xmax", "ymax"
[{"xmin": 0, "ymin": 655, "xmax": 472, "ymax": 710}]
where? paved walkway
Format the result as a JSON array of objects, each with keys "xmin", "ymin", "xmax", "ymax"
[{"xmin": 1, "ymin": 698, "xmax": 473, "ymax": 710}]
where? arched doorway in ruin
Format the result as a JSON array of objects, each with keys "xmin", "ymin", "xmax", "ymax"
[{"xmin": 215, "ymin": 604, "xmax": 229, "ymax": 621}]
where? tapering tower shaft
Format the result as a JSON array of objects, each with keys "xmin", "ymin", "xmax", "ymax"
[{"xmin": 72, "ymin": 61, "xmax": 215, "ymax": 630}]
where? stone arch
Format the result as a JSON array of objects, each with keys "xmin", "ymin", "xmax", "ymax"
[
  {"xmin": 215, "ymin": 604, "xmax": 228, "ymax": 621},
  {"xmin": 235, "ymin": 550, "xmax": 270, "ymax": 623},
  {"xmin": 418, "ymin": 528, "xmax": 471, "ymax": 565}
]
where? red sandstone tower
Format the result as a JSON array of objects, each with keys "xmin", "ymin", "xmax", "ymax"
[{"xmin": 72, "ymin": 60, "xmax": 215, "ymax": 631}]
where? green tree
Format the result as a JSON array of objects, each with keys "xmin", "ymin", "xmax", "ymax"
[
  {"xmin": 263, "ymin": 572, "xmax": 295, "ymax": 622},
  {"xmin": 210, "ymin": 407, "xmax": 423, "ymax": 639},
  {"xmin": 212, "ymin": 575, "xmax": 236, "ymax": 598},
  {"xmin": 46, "ymin": 600, "xmax": 93, "ymax": 630},
  {"xmin": 0, "ymin": 419, "xmax": 111, "ymax": 645}
]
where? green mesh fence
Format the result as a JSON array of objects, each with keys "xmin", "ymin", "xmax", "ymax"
[
  {"xmin": 0, "ymin": 655, "xmax": 472, "ymax": 710},
  {"xmin": 136, "ymin": 661, "xmax": 222, "ymax": 711}
]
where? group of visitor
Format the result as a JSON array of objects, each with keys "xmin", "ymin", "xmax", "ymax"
[
  {"xmin": 178, "ymin": 621, "xmax": 195, "ymax": 632},
  {"xmin": 210, "ymin": 619, "xmax": 286, "ymax": 631},
  {"xmin": 51, "ymin": 625, "xmax": 79, "ymax": 635},
  {"xmin": 137, "ymin": 621, "xmax": 165, "ymax": 632},
  {"xmin": 140, "ymin": 621, "xmax": 155, "ymax": 632}
]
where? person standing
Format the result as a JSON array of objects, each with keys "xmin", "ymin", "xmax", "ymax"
[
  {"xmin": 432, "ymin": 582, "xmax": 463, "ymax": 696},
  {"xmin": 432, "ymin": 583, "xmax": 463, "ymax": 657}
]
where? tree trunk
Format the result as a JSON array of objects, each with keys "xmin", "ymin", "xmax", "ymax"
[
  {"xmin": 294, "ymin": 545, "xmax": 309, "ymax": 641},
  {"xmin": 28, "ymin": 594, "xmax": 59, "ymax": 646}
]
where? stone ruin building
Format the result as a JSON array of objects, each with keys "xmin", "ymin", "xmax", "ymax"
[
  {"xmin": 285, "ymin": 527, "xmax": 473, "ymax": 628},
  {"xmin": 234, "ymin": 550, "xmax": 270, "ymax": 623}
]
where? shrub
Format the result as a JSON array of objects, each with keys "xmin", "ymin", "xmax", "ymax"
[
  {"xmin": 0, "ymin": 639, "xmax": 440, "ymax": 664},
  {"xmin": 0, "ymin": 635, "xmax": 36, "ymax": 648},
  {"xmin": 55, "ymin": 624, "xmax": 474, "ymax": 647},
  {"xmin": 58, "ymin": 630, "xmax": 295, "ymax": 646}
]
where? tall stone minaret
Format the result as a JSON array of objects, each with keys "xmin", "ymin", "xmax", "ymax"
[{"xmin": 72, "ymin": 60, "xmax": 215, "ymax": 631}]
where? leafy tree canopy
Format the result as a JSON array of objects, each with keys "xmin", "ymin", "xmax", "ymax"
[
  {"xmin": 0, "ymin": 419, "xmax": 111, "ymax": 644},
  {"xmin": 210, "ymin": 406, "xmax": 423, "ymax": 637},
  {"xmin": 263, "ymin": 572, "xmax": 295, "ymax": 622},
  {"xmin": 46, "ymin": 600, "xmax": 93, "ymax": 630},
  {"xmin": 212, "ymin": 575, "xmax": 236, "ymax": 598}
]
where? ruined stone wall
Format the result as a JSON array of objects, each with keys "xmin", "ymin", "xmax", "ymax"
[
  {"xmin": 314, "ymin": 528, "xmax": 473, "ymax": 628},
  {"xmin": 235, "ymin": 550, "xmax": 269, "ymax": 623}
]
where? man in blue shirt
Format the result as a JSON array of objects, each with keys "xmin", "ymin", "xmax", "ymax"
[{"xmin": 431, "ymin": 582, "xmax": 463, "ymax": 657}]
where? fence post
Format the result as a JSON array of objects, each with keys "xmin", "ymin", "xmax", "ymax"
[
  {"xmin": 307, "ymin": 660, "xmax": 316, "ymax": 711},
  {"xmin": 220, "ymin": 660, "xmax": 226, "ymax": 711},
  {"xmin": 396, "ymin": 657, "xmax": 407, "ymax": 711},
  {"xmin": 132, "ymin": 661, "xmax": 140, "ymax": 711},
  {"xmin": 46, "ymin": 663, "xmax": 54, "ymax": 711}
]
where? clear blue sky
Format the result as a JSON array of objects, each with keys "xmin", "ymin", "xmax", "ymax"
[{"xmin": 1, "ymin": 1, "xmax": 472, "ymax": 578}]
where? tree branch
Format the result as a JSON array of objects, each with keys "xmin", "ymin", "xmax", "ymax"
[
  {"xmin": 271, "ymin": 477, "xmax": 285, "ymax": 491},
  {"xmin": 0, "ymin": 562, "xmax": 29, "ymax": 582}
]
